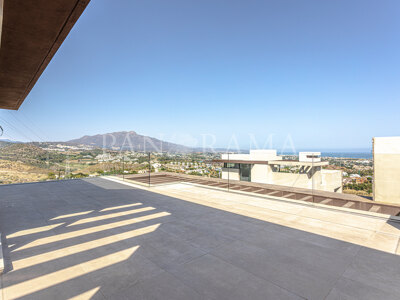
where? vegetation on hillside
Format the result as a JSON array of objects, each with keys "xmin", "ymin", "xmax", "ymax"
[{"xmin": 0, "ymin": 143, "xmax": 66, "ymax": 168}]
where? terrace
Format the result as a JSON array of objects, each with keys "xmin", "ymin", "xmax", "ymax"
[
  {"xmin": 1, "ymin": 1, "xmax": 400, "ymax": 299},
  {"xmin": 1, "ymin": 177, "xmax": 399, "ymax": 299},
  {"xmin": 123, "ymin": 172, "xmax": 400, "ymax": 216}
]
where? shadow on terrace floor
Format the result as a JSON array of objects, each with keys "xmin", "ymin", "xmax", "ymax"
[{"xmin": 0, "ymin": 177, "xmax": 399, "ymax": 300}]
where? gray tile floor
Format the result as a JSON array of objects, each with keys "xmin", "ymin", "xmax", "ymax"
[{"xmin": 0, "ymin": 178, "xmax": 399, "ymax": 299}]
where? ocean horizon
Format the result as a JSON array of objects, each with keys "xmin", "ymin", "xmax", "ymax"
[{"xmin": 280, "ymin": 151, "xmax": 372, "ymax": 159}]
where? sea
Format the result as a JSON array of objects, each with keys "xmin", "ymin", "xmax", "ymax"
[
  {"xmin": 281, "ymin": 150, "xmax": 372, "ymax": 159},
  {"xmin": 320, "ymin": 152, "xmax": 372, "ymax": 159}
]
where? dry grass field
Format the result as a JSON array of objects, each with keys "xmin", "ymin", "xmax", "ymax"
[{"xmin": 0, "ymin": 159, "xmax": 48, "ymax": 184}]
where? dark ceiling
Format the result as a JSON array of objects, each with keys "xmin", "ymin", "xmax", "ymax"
[{"xmin": 0, "ymin": 0, "xmax": 90, "ymax": 110}]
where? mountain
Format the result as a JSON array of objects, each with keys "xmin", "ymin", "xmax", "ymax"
[
  {"xmin": 0, "ymin": 139, "xmax": 22, "ymax": 145},
  {"xmin": 67, "ymin": 131, "xmax": 192, "ymax": 152},
  {"xmin": 0, "ymin": 140, "xmax": 11, "ymax": 148}
]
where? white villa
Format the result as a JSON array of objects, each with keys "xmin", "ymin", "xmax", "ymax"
[{"xmin": 218, "ymin": 150, "xmax": 342, "ymax": 193}]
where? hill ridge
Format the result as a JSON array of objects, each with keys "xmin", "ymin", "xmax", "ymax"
[{"xmin": 67, "ymin": 131, "xmax": 191, "ymax": 152}]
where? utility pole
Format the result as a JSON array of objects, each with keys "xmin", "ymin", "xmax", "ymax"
[
  {"xmin": 122, "ymin": 155, "xmax": 125, "ymax": 181},
  {"xmin": 148, "ymin": 152, "xmax": 151, "ymax": 187}
]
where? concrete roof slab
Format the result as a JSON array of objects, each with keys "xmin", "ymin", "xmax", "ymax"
[{"xmin": 0, "ymin": 178, "xmax": 399, "ymax": 299}]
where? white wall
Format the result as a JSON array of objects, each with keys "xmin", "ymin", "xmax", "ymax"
[
  {"xmin": 221, "ymin": 149, "xmax": 280, "ymax": 161},
  {"xmin": 321, "ymin": 170, "xmax": 342, "ymax": 192},
  {"xmin": 269, "ymin": 172, "xmax": 315, "ymax": 189},
  {"xmin": 373, "ymin": 137, "xmax": 400, "ymax": 204},
  {"xmin": 250, "ymin": 164, "xmax": 270, "ymax": 184},
  {"xmin": 249, "ymin": 150, "xmax": 280, "ymax": 160},
  {"xmin": 373, "ymin": 137, "xmax": 400, "ymax": 154},
  {"xmin": 221, "ymin": 168, "xmax": 240, "ymax": 181},
  {"xmin": 266, "ymin": 169, "xmax": 341, "ymax": 192},
  {"xmin": 221, "ymin": 153, "xmax": 253, "ymax": 160}
]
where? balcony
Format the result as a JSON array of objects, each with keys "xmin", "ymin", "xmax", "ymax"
[{"xmin": 1, "ymin": 177, "xmax": 399, "ymax": 299}]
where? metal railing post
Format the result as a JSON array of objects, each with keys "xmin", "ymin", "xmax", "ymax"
[
  {"xmin": 312, "ymin": 156, "xmax": 314, "ymax": 203},
  {"xmin": 228, "ymin": 152, "xmax": 230, "ymax": 192}
]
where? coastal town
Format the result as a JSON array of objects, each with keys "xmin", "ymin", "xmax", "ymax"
[{"xmin": 0, "ymin": 140, "xmax": 373, "ymax": 197}]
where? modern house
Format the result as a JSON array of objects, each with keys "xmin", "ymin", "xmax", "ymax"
[
  {"xmin": 216, "ymin": 150, "xmax": 342, "ymax": 192},
  {"xmin": 373, "ymin": 136, "xmax": 400, "ymax": 204}
]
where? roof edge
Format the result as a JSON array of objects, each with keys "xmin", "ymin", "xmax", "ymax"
[{"xmin": 11, "ymin": 0, "xmax": 90, "ymax": 110}]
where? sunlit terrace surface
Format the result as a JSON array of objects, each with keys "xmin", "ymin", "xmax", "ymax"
[{"xmin": 1, "ymin": 177, "xmax": 400, "ymax": 300}]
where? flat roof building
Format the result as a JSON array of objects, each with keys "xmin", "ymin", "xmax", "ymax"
[{"xmin": 215, "ymin": 150, "xmax": 342, "ymax": 193}]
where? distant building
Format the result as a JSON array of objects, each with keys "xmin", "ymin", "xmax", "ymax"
[
  {"xmin": 95, "ymin": 153, "xmax": 113, "ymax": 162},
  {"xmin": 216, "ymin": 150, "xmax": 342, "ymax": 193},
  {"xmin": 350, "ymin": 174, "xmax": 361, "ymax": 178},
  {"xmin": 343, "ymin": 177, "xmax": 354, "ymax": 185},
  {"xmin": 373, "ymin": 137, "xmax": 400, "ymax": 204}
]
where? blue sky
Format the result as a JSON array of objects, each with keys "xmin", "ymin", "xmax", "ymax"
[{"xmin": 0, "ymin": 0, "xmax": 399, "ymax": 150}]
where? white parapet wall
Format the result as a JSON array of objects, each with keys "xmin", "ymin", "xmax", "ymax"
[
  {"xmin": 249, "ymin": 149, "xmax": 281, "ymax": 160},
  {"xmin": 250, "ymin": 164, "xmax": 270, "ymax": 184},
  {"xmin": 221, "ymin": 153, "xmax": 252, "ymax": 160},
  {"xmin": 321, "ymin": 169, "xmax": 343, "ymax": 193},
  {"xmin": 221, "ymin": 149, "xmax": 281, "ymax": 161},
  {"xmin": 373, "ymin": 137, "xmax": 400, "ymax": 204},
  {"xmin": 221, "ymin": 168, "xmax": 240, "ymax": 181}
]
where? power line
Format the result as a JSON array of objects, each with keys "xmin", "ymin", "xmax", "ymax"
[
  {"xmin": 7, "ymin": 111, "xmax": 46, "ymax": 142},
  {"xmin": 18, "ymin": 111, "xmax": 52, "ymax": 142},
  {"xmin": 1, "ymin": 130, "xmax": 18, "ymax": 141},
  {"xmin": 0, "ymin": 114, "xmax": 73, "ymax": 177},
  {"xmin": 0, "ymin": 117, "xmax": 36, "ymax": 142}
]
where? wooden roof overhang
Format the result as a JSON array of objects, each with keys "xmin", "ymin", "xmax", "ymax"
[{"xmin": 0, "ymin": 0, "xmax": 90, "ymax": 110}]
